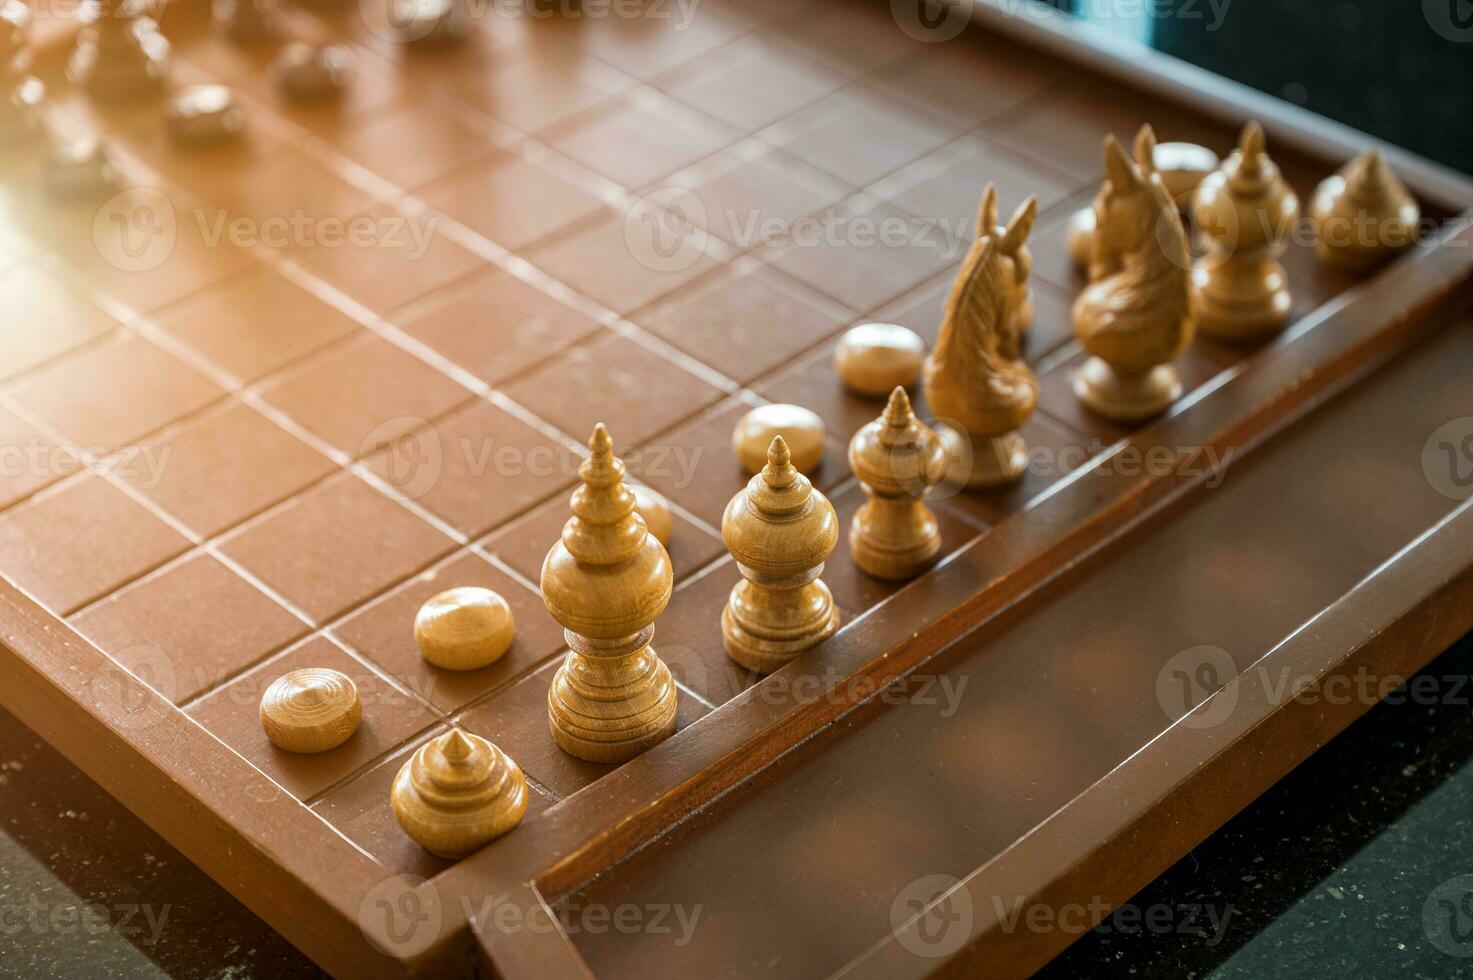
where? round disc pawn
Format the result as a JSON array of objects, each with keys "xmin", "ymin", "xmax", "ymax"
[
  {"xmin": 834, "ymin": 323, "xmax": 925, "ymax": 398},
  {"xmin": 733, "ymin": 404, "xmax": 825, "ymax": 476},
  {"xmin": 259, "ymin": 668, "xmax": 361, "ymax": 753},
  {"xmin": 415, "ymin": 586, "xmax": 515, "ymax": 671},
  {"xmin": 166, "ymin": 85, "xmax": 246, "ymax": 147},
  {"xmin": 273, "ymin": 42, "xmax": 354, "ymax": 103}
]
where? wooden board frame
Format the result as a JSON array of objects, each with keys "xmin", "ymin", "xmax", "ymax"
[{"xmin": 1, "ymin": 2, "xmax": 1472, "ymax": 977}]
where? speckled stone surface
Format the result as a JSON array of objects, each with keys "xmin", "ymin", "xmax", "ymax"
[{"xmin": 1043, "ymin": 633, "xmax": 1473, "ymax": 978}]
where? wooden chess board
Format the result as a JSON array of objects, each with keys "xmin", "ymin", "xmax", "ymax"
[{"xmin": 1, "ymin": 0, "xmax": 1472, "ymax": 976}]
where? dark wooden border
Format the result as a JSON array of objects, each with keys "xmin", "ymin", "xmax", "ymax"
[{"xmin": 1, "ymin": 5, "xmax": 1470, "ymax": 978}]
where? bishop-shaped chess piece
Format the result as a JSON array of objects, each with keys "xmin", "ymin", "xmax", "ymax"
[
  {"xmin": 68, "ymin": 0, "xmax": 171, "ymax": 101},
  {"xmin": 541, "ymin": 424, "xmax": 678, "ymax": 764},
  {"xmin": 924, "ymin": 188, "xmax": 1039, "ymax": 487},
  {"xmin": 1191, "ymin": 121, "xmax": 1299, "ymax": 342},
  {"xmin": 722, "ymin": 436, "xmax": 839, "ymax": 674},
  {"xmin": 848, "ymin": 387, "xmax": 947, "ymax": 581},
  {"xmin": 1072, "ymin": 134, "xmax": 1195, "ymax": 423}
]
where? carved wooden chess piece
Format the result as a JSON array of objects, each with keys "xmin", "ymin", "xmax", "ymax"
[
  {"xmin": 1310, "ymin": 149, "xmax": 1419, "ymax": 274},
  {"xmin": 0, "ymin": 1, "xmax": 44, "ymax": 145},
  {"xmin": 391, "ymin": 729, "xmax": 528, "ymax": 859},
  {"xmin": 978, "ymin": 185, "xmax": 1039, "ymax": 337},
  {"xmin": 722, "ymin": 436, "xmax": 839, "ymax": 674},
  {"xmin": 1072, "ymin": 134, "xmax": 1195, "ymax": 423},
  {"xmin": 542, "ymin": 424, "xmax": 678, "ymax": 764},
  {"xmin": 1191, "ymin": 121, "xmax": 1299, "ymax": 342},
  {"xmin": 924, "ymin": 189, "xmax": 1038, "ymax": 487},
  {"xmin": 68, "ymin": 0, "xmax": 171, "ymax": 100},
  {"xmin": 258, "ymin": 668, "xmax": 361, "ymax": 754},
  {"xmin": 848, "ymin": 388, "xmax": 947, "ymax": 581}
]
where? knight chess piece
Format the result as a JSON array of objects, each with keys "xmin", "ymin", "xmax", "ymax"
[
  {"xmin": 924, "ymin": 185, "xmax": 1039, "ymax": 487},
  {"xmin": 67, "ymin": 0, "xmax": 171, "ymax": 100},
  {"xmin": 722, "ymin": 436, "xmax": 840, "ymax": 674},
  {"xmin": 977, "ymin": 184, "xmax": 1039, "ymax": 336},
  {"xmin": 391, "ymin": 729, "xmax": 528, "ymax": 859},
  {"xmin": 212, "ymin": 0, "xmax": 278, "ymax": 43},
  {"xmin": 848, "ymin": 388, "xmax": 947, "ymax": 581},
  {"xmin": 541, "ymin": 424, "xmax": 678, "ymax": 764},
  {"xmin": 1310, "ymin": 149, "xmax": 1420, "ymax": 275},
  {"xmin": 1072, "ymin": 134, "xmax": 1195, "ymax": 423},
  {"xmin": 0, "ymin": 1, "xmax": 44, "ymax": 145},
  {"xmin": 1191, "ymin": 121, "xmax": 1299, "ymax": 342}
]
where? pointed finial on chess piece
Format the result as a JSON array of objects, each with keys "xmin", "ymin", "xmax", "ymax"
[
  {"xmin": 1133, "ymin": 123, "xmax": 1158, "ymax": 173},
  {"xmin": 883, "ymin": 384, "xmax": 913, "ymax": 427}
]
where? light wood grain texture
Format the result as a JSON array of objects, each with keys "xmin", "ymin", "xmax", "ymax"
[
  {"xmin": 67, "ymin": 0, "xmax": 170, "ymax": 100},
  {"xmin": 1191, "ymin": 121, "xmax": 1300, "ymax": 341},
  {"xmin": 630, "ymin": 485, "xmax": 672, "ymax": 547},
  {"xmin": 847, "ymin": 388, "xmax": 947, "ymax": 581},
  {"xmin": 732, "ymin": 404, "xmax": 825, "ymax": 476},
  {"xmin": 541, "ymin": 424, "xmax": 678, "ymax": 764},
  {"xmin": 390, "ymin": 729, "xmax": 528, "ymax": 859},
  {"xmin": 721, "ymin": 436, "xmax": 840, "ymax": 674},
  {"xmin": 1311, "ymin": 150, "xmax": 1421, "ymax": 275},
  {"xmin": 1073, "ymin": 132, "xmax": 1195, "ymax": 422},
  {"xmin": 415, "ymin": 586, "xmax": 515, "ymax": 671},
  {"xmin": 258, "ymin": 668, "xmax": 361, "ymax": 754},
  {"xmin": 924, "ymin": 184, "xmax": 1039, "ymax": 487},
  {"xmin": 834, "ymin": 323, "xmax": 926, "ymax": 399}
]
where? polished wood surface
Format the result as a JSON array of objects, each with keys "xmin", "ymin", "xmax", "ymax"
[{"xmin": 257, "ymin": 666, "xmax": 361, "ymax": 753}]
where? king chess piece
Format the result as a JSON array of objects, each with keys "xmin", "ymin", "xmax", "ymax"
[
  {"xmin": 924, "ymin": 185, "xmax": 1039, "ymax": 487},
  {"xmin": 541, "ymin": 424, "xmax": 678, "ymax": 764},
  {"xmin": 68, "ymin": 0, "xmax": 171, "ymax": 101}
]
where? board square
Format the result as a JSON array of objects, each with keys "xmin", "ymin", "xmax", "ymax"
[
  {"xmin": 219, "ymin": 472, "xmax": 456, "ymax": 625},
  {"xmin": 454, "ymin": 44, "xmax": 632, "ymax": 135},
  {"xmin": 652, "ymin": 559, "xmax": 756, "ymax": 707},
  {"xmin": 152, "ymin": 267, "xmax": 364, "ymax": 385},
  {"xmin": 759, "ymin": 198, "xmax": 960, "ymax": 315},
  {"xmin": 0, "ymin": 262, "xmax": 119, "ymax": 382},
  {"xmin": 419, "ymin": 153, "xmax": 606, "ymax": 253},
  {"xmin": 361, "ymin": 399, "xmax": 578, "ymax": 537},
  {"xmin": 334, "ymin": 551, "xmax": 563, "ymax": 714},
  {"xmin": 7, "ymin": 333, "xmax": 224, "ymax": 453},
  {"xmin": 524, "ymin": 209, "xmax": 722, "ymax": 316},
  {"xmin": 544, "ymin": 98, "xmax": 737, "ymax": 191},
  {"xmin": 638, "ymin": 264, "xmax": 852, "ymax": 384},
  {"xmin": 765, "ymin": 0, "xmax": 923, "ymax": 76},
  {"xmin": 70, "ymin": 553, "xmax": 309, "ymax": 705},
  {"xmin": 186, "ymin": 635, "xmax": 439, "ymax": 802},
  {"xmin": 680, "ymin": 148, "xmax": 852, "ymax": 250},
  {"xmin": 0, "ymin": 477, "xmax": 190, "ymax": 616},
  {"xmin": 329, "ymin": 104, "xmax": 503, "ymax": 192},
  {"xmin": 865, "ymin": 40, "xmax": 1048, "ymax": 129},
  {"xmin": 286, "ymin": 204, "xmax": 486, "ymax": 316},
  {"xmin": 764, "ymin": 87, "xmax": 958, "ymax": 188},
  {"xmin": 120, "ymin": 401, "xmax": 336, "ymax": 539},
  {"xmin": 258, "ymin": 333, "xmax": 471, "ymax": 457},
  {"xmin": 393, "ymin": 266, "xmax": 603, "ymax": 386},
  {"xmin": 656, "ymin": 36, "xmax": 845, "ymax": 134},
  {"xmin": 500, "ymin": 331, "xmax": 725, "ymax": 446},
  {"xmin": 879, "ymin": 135, "xmax": 1077, "ymax": 235},
  {"xmin": 572, "ymin": 6, "xmax": 747, "ymax": 80},
  {"xmin": 0, "ymin": 406, "xmax": 78, "ymax": 510}
]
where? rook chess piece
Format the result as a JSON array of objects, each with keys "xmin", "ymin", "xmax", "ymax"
[
  {"xmin": 1191, "ymin": 121, "xmax": 1299, "ymax": 342},
  {"xmin": 415, "ymin": 586, "xmax": 514, "ymax": 671},
  {"xmin": 259, "ymin": 668, "xmax": 361, "ymax": 753},
  {"xmin": 1072, "ymin": 134, "xmax": 1195, "ymax": 422},
  {"xmin": 391, "ymin": 729, "xmax": 528, "ymax": 859},
  {"xmin": 1310, "ymin": 150, "xmax": 1419, "ymax": 274},
  {"xmin": 848, "ymin": 388, "xmax": 947, "ymax": 581},
  {"xmin": 0, "ymin": 1, "xmax": 44, "ymax": 146},
  {"xmin": 541, "ymin": 424, "xmax": 678, "ymax": 764},
  {"xmin": 67, "ymin": 0, "xmax": 171, "ymax": 101},
  {"xmin": 923, "ymin": 188, "xmax": 1038, "ymax": 487},
  {"xmin": 722, "ymin": 436, "xmax": 839, "ymax": 674}
]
